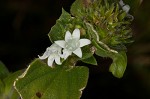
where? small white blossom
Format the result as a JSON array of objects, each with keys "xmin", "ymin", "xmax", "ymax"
[
  {"xmin": 119, "ymin": 0, "xmax": 130, "ymax": 13},
  {"xmin": 38, "ymin": 43, "xmax": 62, "ymax": 67},
  {"xmin": 55, "ymin": 28, "xmax": 91, "ymax": 59}
]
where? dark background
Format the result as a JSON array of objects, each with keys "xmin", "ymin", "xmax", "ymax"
[{"xmin": 0, "ymin": 0, "xmax": 150, "ymax": 99}]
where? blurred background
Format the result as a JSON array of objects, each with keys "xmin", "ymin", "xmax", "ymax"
[{"xmin": 0, "ymin": 0, "xmax": 150, "ymax": 99}]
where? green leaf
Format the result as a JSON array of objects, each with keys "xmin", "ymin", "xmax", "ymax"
[
  {"xmin": 70, "ymin": 0, "xmax": 86, "ymax": 18},
  {"xmin": 84, "ymin": 21, "xmax": 100, "ymax": 40},
  {"xmin": 4, "ymin": 70, "xmax": 23, "ymax": 94},
  {"xmin": 0, "ymin": 61, "xmax": 9, "ymax": 80},
  {"xmin": 48, "ymin": 9, "xmax": 72, "ymax": 42},
  {"xmin": 109, "ymin": 52, "xmax": 127, "ymax": 78},
  {"xmin": 81, "ymin": 56, "xmax": 97, "ymax": 65},
  {"xmin": 2, "ymin": 70, "xmax": 23, "ymax": 99},
  {"xmin": 94, "ymin": 39, "xmax": 127, "ymax": 78},
  {"xmin": 0, "ymin": 79, "xmax": 4, "ymax": 95},
  {"xmin": 92, "ymin": 40, "xmax": 110, "ymax": 57},
  {"xmin": 81, "ymin": 46, "xmax": 93, "ymax": 60},
  {"xmin": 92, "ymin": 40, "xmax": 127, "ymax": 78},
  {"xmin": 14, "ymin": 59, "xmax": 89, "ymax": 99},
  {"xmin": 118, "ymin": 12, "xmax": 127, "ymax": 21}
]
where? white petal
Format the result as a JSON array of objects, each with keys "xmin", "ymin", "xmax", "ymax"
[
  {"xmin": 49, "ymin": 43, "xmax": 61, "ymax": 53},
  {"xmin": 38, "ymin": 47, "xmax": 51, "ymax": 59},
  {"xmin": 54, "ymin": 55, "xmax": 61, "ymax": 65},
  {"xmin": 73, "ymin": 48, "xmax": 82, "ymax": 58},
  {"xmin": 51, "ymin": 43, "xmax": 62, "ymax": 50},
  {"xmin": 58, "ymin": 53, "xmax": 64, "ymax": 58},
  {"xmin": 122, "ymin": 5, "xmax": 130, "ymax": 13},
  {"xmin": 72, "ymin": 28, "xmax": 80, "ymax": 39},
  {"xmin": 48, "ymin": 55, "xmax": 55, "ymax": 67},
  {"xmin": 79, "ymin": 39, "xmax": 91, "ymax": 47},
  {"xmin": 65, "ymin": 31, "xmax": 72, "ymax": 42},
  {"xmin": 38, "ymin": 54, "xmax": 48, "ymax": 60},
  {"xmin": 55, "ymin": 40, "xmax": 66, "ymax": 48},
  {"xmin": 63, "ymin": 49, "xmax": 72, "ymax": 59},
  {"xmin": 119, "ymin": 0, "xmax": 124, "ymax": 6}
]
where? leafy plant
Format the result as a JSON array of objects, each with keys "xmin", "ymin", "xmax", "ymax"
[{"xmin": 0, "ymin": 0, "xmax": 135, "ymax": 99}]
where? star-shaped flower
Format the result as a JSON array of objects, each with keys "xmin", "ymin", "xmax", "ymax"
[
  {"xmin": 38, "ymin": 43, "xmax": 62, "ymax": 67},
  {"xmin": 55, "ymin": 28, "xmax": 91, "ymax": 59}
]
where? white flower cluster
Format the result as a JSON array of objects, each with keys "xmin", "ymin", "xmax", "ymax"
[{"xmin": 38, "ymin": 28, "xmax": 91, "ymax": 67}]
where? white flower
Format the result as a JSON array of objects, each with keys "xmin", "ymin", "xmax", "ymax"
[
  {"xmin": 119, "ymin": 0, "xmax": 130, "ymax": 13},
  {"xmin": 55, "ymin": 28, "xmax": 91, "ymax": 59},
  {"xmin": 38, "ymin": 43, "xmax": 62, "ymax": 67}
]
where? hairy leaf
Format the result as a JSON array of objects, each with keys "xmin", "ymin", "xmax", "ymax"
[
  {"xmin": 0, "ymin": 61, "xmax": 9, "ymax": 80},
  {"xmin": 49, "ymin": 9, "xmax": 72, "ymax": 42},
  {"xmin": 81, "ymin": 56, "xmax": 97, "ymax": 65},
  {"xmin": 109, "ymin": 52, "xmax": 127, "ymax": 78},
  {"xmin": 14, "ymin": 59, "xmax": 89, "ymax": 99},
  {"xmin": 70, "ymin": 0, "xmax": 86, "ymax": 18},
  {"xmin": 0, "ymin": 70, "xmax": 23, "ymax": 99}
]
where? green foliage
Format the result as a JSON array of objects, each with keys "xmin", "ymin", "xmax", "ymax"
[
  {"xmin": 47, "ymin": 0, "xmax": 133, "ymax": 78},
  {"xmin": 71, "ymin": 0, "xmax": 133, "ymax": 51},
  {"xmin": 15, "ymin": 59, "xmax": 89, "ymax": 99},
  {"xmin": 80, "ymin": 46, "xmax": 93, "ymax": 59},
  {"xmin": 69, "ymin": 0, "xmax": 133, "ymax": 78},
  {"xmin": 3, "ymin": 70, "xmax": 23, "ymax": 99},
  {"xmin": 48, "ymin": 8, "xmax": 86, "ymax": 43},
  {"xmin": 0, "ymin": 80, "xmax": 4, "ymax": 95},
  {"xmin": 109, "ymin": 52, "xmax": 127, "ymax": 78},
  {"xmin": 93, "ymin": 39, "xmax": 111, "ymax": 57},
  {"xmin": 49, "ymin": 9, "xmax": 73, "ymax": 42},
  {"xmin": 93, "ymin": 39, "xmax": 127, "ymax": 78},
  {"xmin": 81, "ymin": 56, "xmax": 97, "ymax": 65},
  {"xmin": 13, "ymin": 0, "xmax": 133, "ymax": 98},
  {"xmin": 0, "ymin": 61, "xmax": 9, "ymax": 80},
  {"xmin": 0, "ymin": 61, "xmax": 23, "ymax": 99},
  {"xmin": 70, "ymin": 0, "xmax": 86, "ymax": 18}
]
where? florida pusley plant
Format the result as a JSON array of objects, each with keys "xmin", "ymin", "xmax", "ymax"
[{"xmin": 0, "ymin": 0, "xmax": 134, "ymax": 99}]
